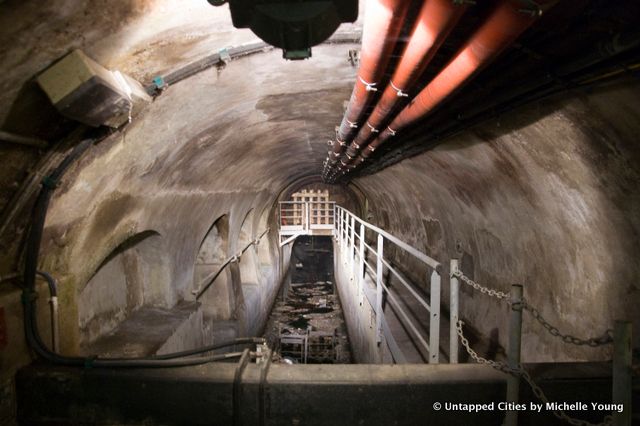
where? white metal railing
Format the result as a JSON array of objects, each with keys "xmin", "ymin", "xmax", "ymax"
[
  {"xmin": 334, "ymin": 205, "xmax": 442, "ymax": 364},
  {"xmin": 279, "ymin": 201, "xmax": 335, "ymax": 233}
]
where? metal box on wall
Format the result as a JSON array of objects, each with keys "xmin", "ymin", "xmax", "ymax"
[{"xmin": 36, "ymin": 50, "xmax": 150, "ymax": 128}]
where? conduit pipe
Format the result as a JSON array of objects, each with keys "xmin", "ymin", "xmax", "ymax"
[
  {"xmin": 36, "ymin": 271, "xmax": 59, "ymax": 352},
  {"xmin": 340, "ymin": 0, "xmax": 552, "ymax": 177},
  {"xmin": 0, "ymin": 130, "xmax": 48, "ymax": 149},
  {"xmin": 325, "ymin": 0, "xmax": 410, "ymax": 169},
  {"xmin": 341, "ymin": 0, "xmax": 468, "ymax": 165}
]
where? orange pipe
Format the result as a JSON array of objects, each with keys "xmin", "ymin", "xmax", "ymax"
[
  {"xmin": 353, "ymin": 0, "xmax": 549, "ymax": 166},
  {"xmin": 329, "ymin": 0, "xmax": 410, "ymax": 160},
  {"xmin": 343, "ymin": 0, "xmax": 468, "ymax": 162}
]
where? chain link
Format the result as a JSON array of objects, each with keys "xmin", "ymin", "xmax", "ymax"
[
  {"xmin": 521, "ymin": 300, "xmax": 613, "ymax": 347},
  {"xmin": 450, "ymin": 270, "xmax": 613, "ymax": 347},
  {"xmin": 452, "ymin": 269, "xmax": 510, "ymax": 300},
  {"xmin": 456, "ymin": 321, "xmax": 613, "ymax": 426}
]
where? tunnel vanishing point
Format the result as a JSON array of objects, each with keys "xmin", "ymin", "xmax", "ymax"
[{"xmin": 0, "ymin": 0, "xmax": 639, "ymax": 425}]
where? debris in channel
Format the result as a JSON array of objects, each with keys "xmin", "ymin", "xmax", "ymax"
[{"xmin": 263, "ymin": 280, "xmax": 351, "ymax": 364}]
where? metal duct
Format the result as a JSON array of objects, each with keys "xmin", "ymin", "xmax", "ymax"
[
  {"xmin": 342, "ymin": 0, "xmax": 468, "ymax": 165},
  {"xmin": 324, "ymin": 0, "xmax": 410, "ymax": 172},
  {"xmin": 357, "ymin": 0, "xmax": 551, "ymax": 165}
]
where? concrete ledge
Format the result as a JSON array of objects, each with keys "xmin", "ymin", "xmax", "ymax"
[
  {"xmin": 82, "ymin": 302, "xmax": 201, "ymax": 357},
  {"xmin": 16, "ymin": 362, "xmax": 621, "ymax": 425}
]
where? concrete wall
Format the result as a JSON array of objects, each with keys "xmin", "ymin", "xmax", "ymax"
[
  {"xmin": 195, "ymin": 214, "xmax": 235, "ymax": 322},
  {"xmin": 78, "ymin": 230, "xmax": 172, "ymax": 344},
  {"xmin": 353, "ymin": 79, "xmax": 640, "ymax": 363},
  {"xmin": 0, "ymin": 12, "xmax": 360, "ymax": 422},
  {"xmin": 333, "ymin": 240, "xmax": 387, "ymax": 364}
]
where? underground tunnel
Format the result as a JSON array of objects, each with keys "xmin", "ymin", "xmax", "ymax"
[{"xmin": 0, "ymin": 0, "xmax": 639, "ymax": 425}]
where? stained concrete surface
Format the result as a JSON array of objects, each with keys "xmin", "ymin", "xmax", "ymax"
[
  {"xmin": 354, "ymin": 79, "xmax": 640, "ymax": 362},
  {"xmin": 17, "ymin": 361, "xmax": 619, "ymax": 426},
  {"xmin": 263, "ymin": 281, "xmax": 352, "ymax": 364},
  {"xmin": 263, "ymin": 236, "xmax": 352, "ymax": 364},
  {"xmin": 81, "ymin": 301, "xmax": 201, "ymax": 357}
]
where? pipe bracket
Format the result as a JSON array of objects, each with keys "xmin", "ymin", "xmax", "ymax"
[
  {"xmin": 366, "ymin": 122, "xmax": 380, "ymax": 133},
  {"xmin": 518, "ymin": 1, "xmax": 542, "ymax": 16},
  {"xmin": 390, "ymin": 81, "xmax": 409, "ymax": 97},
  {"xmin": 41, "ymin": 176, "xmax": 59, "ymax": 189},
  {"xmin": 358, "ymin": 76, "xmax": 378, "ymax": 92},
  {"xmin": 386, "ymin": 126, "xmax": 397, "ymax": 136}
]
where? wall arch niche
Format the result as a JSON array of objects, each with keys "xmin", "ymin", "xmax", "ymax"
[
  {"xmin": 78, "ymin": 231, "xmax": 171, "ymax": 345},
  {"xmin": 194, "ymin": 214, "xmax": 234, "ymax": 322},
  {"xmin": 238, "ymin": 209, "xmax": 262, "ymax": 335},
  {"xmin": 256, "ymin": 205, "xmax": 275, "ymax": 285}
]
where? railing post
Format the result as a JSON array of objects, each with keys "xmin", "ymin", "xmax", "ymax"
[
  {"xmin": 375, "ymin": 234, "xmax": 384, "ymax": 344},
  {"xmin": 338, "ymin": 209, "xmax": 342, "ymax": 245},
  {"xmin": 613, "ymin": 320, "xmax": 632, "ymax": 426},
  {"xmin": 449, "ymin": 259, "xmax": 459, "ymax": 364},
  {"xmin": 340, "ymin": 209, "xmax": 347, "ymax": 250},
  {"xmin": 505, "ymin": 284, "xmax": 523, "ymax": 426},
  {"xmin": 350, "ymin": 216, "xmax": 356, "ymax": 274},
  {"xmin": 429, "ymin": 270, "xmax": 441, "ymax": 364},
  {"xmin": 332, "ymin": 202, "xmax": 336, "ymax": 226},
  {"xmin": 340, "ymin": 209, "xmax": 346, "ymax": 260},
  {"xmin": 305, "ymin": 202, "xmax": 310, "ymax": 232},
  {"xmin": 358, "ymin": 223, "xmax": 365, "ymax": 288}
]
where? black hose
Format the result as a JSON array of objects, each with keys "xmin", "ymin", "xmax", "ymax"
[
  {"xmin": 36, "ymin": 270, "xmax": 57, "ymax": 297},
  {"xmin": 21, "ymin": 131, "xmax": 265, "ymax": 368},
  {"xmin": 150, "ymin": 337, "xmax": 265, "ymax": 360},
  {"xmin": 91, "ymin": 351, "xmax": 248, "ymax": 368},
  {"xmin": 24, "ymin": 137, "xmax": 96, "ymax": 293},
  {"xmin": 22, "ymin": 135, "xmax": 98, "ymax": 366}
]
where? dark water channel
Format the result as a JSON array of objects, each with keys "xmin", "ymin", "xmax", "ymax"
[{"xmin": 263, "ymin": 236, "xmax": 352, "ymax": 363}]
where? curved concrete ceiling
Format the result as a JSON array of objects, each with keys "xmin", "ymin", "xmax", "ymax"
[{"xmin": 0, "ymin": 0, "xmax": 364, "ymax": 274}]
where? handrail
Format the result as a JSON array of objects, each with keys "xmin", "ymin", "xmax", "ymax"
[
  {"xmin": 335, "ymin": 205, "xmax": 441, "ymax": 272},
  {"xmin": 380, "ymin": 256, "xmax": 431, "ymax": 313},
  {"xmin": 195, "ymin": 228, "xmax": 270, "ymax": 300},
  {"xmin": 360, "ymin": 249, "xmax": 435, "ymax": 360},
  {"xmin": 334, "ymin": 205, "xmax": 441, "ymax": 364}
]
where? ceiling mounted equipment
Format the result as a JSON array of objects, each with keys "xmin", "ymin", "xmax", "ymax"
[{"xmin": 208, "ymin": 0, "xmax": 358, "ymax": 60}]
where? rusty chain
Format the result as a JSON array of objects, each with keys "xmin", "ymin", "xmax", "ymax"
[
  {"xmin": 450, "ymin": 269, "xmax": 613, "ymax": 347},
  {"xmin": 455, "ymin": 320, "xmax": 613, "ymax": 426}
]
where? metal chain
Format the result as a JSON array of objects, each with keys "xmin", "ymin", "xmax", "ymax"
[
  {"xmin": 450, "ymin": 270, "xmax": 613, "ymax": 347},
  {"xmin": 521, "ymin": 300, "xmax": 613, "ymax": 347},
  {"xmin": 451, "ymin": 269, "xmax": 510, "ymax": 300},
  {"xmin": 456, "ymin": 321, "xmax": 613, "ymax": 426}
]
